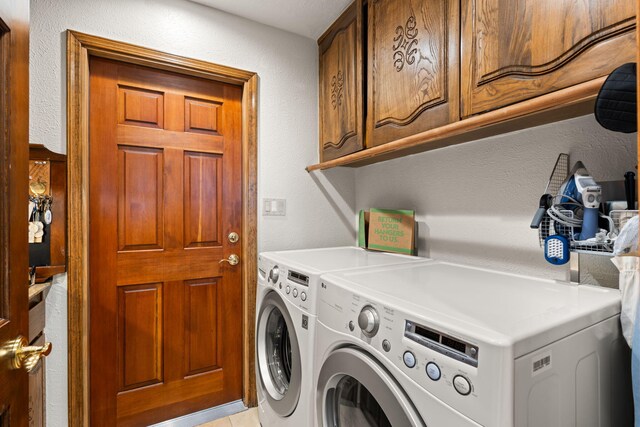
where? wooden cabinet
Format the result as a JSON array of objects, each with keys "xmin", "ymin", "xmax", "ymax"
[
  {"xmin": 461, "ymin": 0, "xmax": 636, "ymax": 117},
  {"xmin": 318, "ymin": 2, "xmax": 364, "ymax": 161},
  {"xmin": 312, "ymin": 0, "xmax": 636, "ymax": 168},
  {"xmin": 366, "ymin": 0, "xmax": 459, "ymax": 147}
]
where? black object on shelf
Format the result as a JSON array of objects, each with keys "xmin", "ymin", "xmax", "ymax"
[
  {"xmin": 624, "ymin": 171, "xmax": 636, "ymax": 210},
  {"xmin": 29, "ymin": 223, "xmax": 51, "ymax": 267},
  {"xmin": 594, "ymin": 62, "xmax": 637, "ymax": 133}
]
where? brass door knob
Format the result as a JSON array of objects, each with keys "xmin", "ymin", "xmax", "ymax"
[
  {"xmin": 219, "ymin": 254, "xmax": 239, "ymax": 266},
  {"xmin": 1, "ymin": 336, "xmax": 52, "ymax": 373}
]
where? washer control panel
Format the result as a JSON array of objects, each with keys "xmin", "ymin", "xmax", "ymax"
[
  {"xmin": 404, "ymin": 321, "xmax": 479, "ymax": 367},
  {"xmin": 260, "ymin": 259, "xmax": 313, "ymax": 312},
  {"xmin": 318, "ymin": 279, "xmax": 484, "ymax": 421},
  {"xmin": 349, "ymin": 302, "xmax": 478, "ymax": 401}
]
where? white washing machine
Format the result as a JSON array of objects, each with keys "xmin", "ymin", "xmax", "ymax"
[
  {"xmin": 255, "ymin": 247, "xmax": 425, "ymax": 427},
  {"xmin": 314, "ymin": 261, "xmax": 633, "ymax": 427}
]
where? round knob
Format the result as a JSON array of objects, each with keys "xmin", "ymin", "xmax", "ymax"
[
  {"xmin": 426, "ymin": 362, "xmax": 441, "ymax": 381},
  {"xmin": 269, "ymin": 266, "xmax": 279, "ymax": 283},
  {"xmin": 358, "ymin": 305, "xmax": 379, "ymax": 337},
  {"xmin": 292, "ymin": 288, "xmax": 298, "ymax": 298},
  {"xmin": 453, "ymin": 375, "xmax": 472, "ymax": 396},
  {"xmin": 403, "ymin": 351, "xmax": 416, "ymax": 368}
]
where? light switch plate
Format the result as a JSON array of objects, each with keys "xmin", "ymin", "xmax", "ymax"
[{"xmin": 263, "ymin": 198, "xmax": 286, "ymax": 216}]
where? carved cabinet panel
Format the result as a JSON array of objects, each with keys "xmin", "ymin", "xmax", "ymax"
[
  {"xmin": 367, "ymin": 0, "xmax": 459, "ymax": 147},
  {"xmin": 461, "ymin": 0, "xmax": 636, "ymax": 117},
  {"xmin": 318, "ymin": 2, "xmax": 364, "ymax": 162}
]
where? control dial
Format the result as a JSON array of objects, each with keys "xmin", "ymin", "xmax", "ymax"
[
  {"xmin": 269, "ymin": 265, "xmax": 279, "ymax": 284},
  {"xmin": 358, "ymin": 305, "xmax": 380, "ymax": 337}
]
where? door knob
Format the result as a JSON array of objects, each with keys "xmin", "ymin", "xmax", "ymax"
[
  {"xmin": 1, "ymin": 336, "xmax": 52, "ymax": 373},
  {"xmin": 219, "ymin": 254, "xmax": 239, "ymax": 266}
]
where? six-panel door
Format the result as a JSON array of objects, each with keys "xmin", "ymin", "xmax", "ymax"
[
  {"xmin": 89, "ymin": 57, "xmax": 243, "ymax": 426},
  {"xmin": 0, "ymin": 0, "xmax": 30, "ymax": 424}
]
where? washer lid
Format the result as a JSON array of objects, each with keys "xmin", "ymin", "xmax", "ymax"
[
  {"xmin": 261, "ymin": 246, "xmax": 424, "ymax": 275},
  {"xmin": 322, "ymin": 261, "xmax": 621, "ymax": 357}
]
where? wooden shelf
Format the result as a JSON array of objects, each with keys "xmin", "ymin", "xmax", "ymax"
[
  {"xmin": 29, "ymin": 144, "xmax": 66, "ymax": 162},
  {"xmin": 28, "ymin": 281, "xmax": 53, "ymax": 300},
  {"xmin": 307, "ymin": 77, "xmax": 606, "ymax": 171},
  {"xmin": 34, "ymin": 265, "xmax": 65, "ymax": 283}
]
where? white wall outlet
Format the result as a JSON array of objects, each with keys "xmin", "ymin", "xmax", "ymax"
[{"xmin": 263, "ymin": 198, "xmax": 286, "ymax": 216}]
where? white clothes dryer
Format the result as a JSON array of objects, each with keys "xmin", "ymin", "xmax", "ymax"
[
  {"xmin": 256, "ymin": 247, "xmax": 424, "ymax": 427},
  {"xmin": 314, "ymin": 261, "xmax": 633, "ymax": 427}
]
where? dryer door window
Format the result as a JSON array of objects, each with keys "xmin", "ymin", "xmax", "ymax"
[
  {"xmin": 257, "ymin": 291, "xmax": 302, "ymax": 416},
  {"xmin": 332, "ymin": 375, "xmax": 392, "ymax": 427},
  {"xmin": 317, "ymin": 347, "xmax": 424, "ymax": 427}
]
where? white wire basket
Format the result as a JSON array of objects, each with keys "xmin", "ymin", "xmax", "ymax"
[{"xmin": 538, "ymin": 209, "xmax": 638, "ymax": 255}]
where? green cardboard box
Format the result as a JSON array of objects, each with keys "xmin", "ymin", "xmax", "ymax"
[{"xmin": 359, "ymin": 208, "xmax": 416, "ymax": 255}]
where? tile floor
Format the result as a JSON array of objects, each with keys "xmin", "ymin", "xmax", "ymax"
[{"xmin": 198, "ymin": 408, "xmax": 259, "ymax": 427}]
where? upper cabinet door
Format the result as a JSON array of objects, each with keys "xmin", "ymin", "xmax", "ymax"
[
  {"xmin": 461, "ymin": 0, "xmax": 636, "ymax": 117},
  {"xmin": 367, "ymin": 0, "xmax": 459, "ymax": 148},
  {"xmin": 319, "ymin": 3, "xmax": 364, "ymax": 162}
]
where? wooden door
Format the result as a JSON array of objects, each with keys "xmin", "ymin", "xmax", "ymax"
[
  {"xmin": 318, "ymin": 2, "xmax": 364, "ymax": 161},
  {"xmin": 461, "ymin": 0, "xmax": 636, "ymax": 117},
  {"xmin": 0, "ymin": 0, "xmax": 30, "ymax": 425},
  {"xmin": 89, "ymin": 58, "xmax": 244, "ymax": 426},
  {"xmin": 367, "ymin": 0, "xmax": 459, "ymax": 147}
]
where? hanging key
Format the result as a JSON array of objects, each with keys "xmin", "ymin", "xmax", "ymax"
[
  {"xmin": 30, "ymin": 198, "xmax": 39, "ymax": 222},
  {"xmin": 43, "ymin": 197, "xmax": 52, "ymax": 225}
]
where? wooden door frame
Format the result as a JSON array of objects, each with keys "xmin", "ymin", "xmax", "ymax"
[{"xmin": 66, "ymin": 30, "xmax": 258, "ymax": 426}]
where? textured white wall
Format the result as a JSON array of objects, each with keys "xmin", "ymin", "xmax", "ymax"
[
  {"xmin": 355, "ymin": 115, "xmax": 637, "ymax": 285},
  {"xmin": 29, "ymin": 0, "xmax": 355, "ymax": 424}
]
